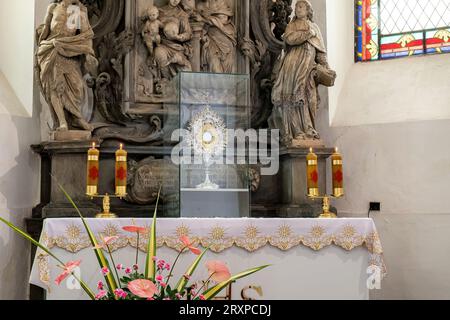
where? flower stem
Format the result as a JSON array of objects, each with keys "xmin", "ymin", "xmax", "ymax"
[
  {"xmin": 136, "ymin": 232, "xmax": 140, "ymax": 266},
  {"xmin": 193, "ymin": 273, "xmax": 215, "ymax": 300},
  {"xmin": 166, "ymin": 246, "xmax": 187, "ymax": 286},
  {"xmin": 106, "ymin": 244, "xmax": 122, "ymax": 288}
]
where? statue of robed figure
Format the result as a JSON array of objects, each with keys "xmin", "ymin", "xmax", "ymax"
[
  {"xmin": 270, "ymin": 0, "xmax": 336, "ymax": 147},
  {"xmin": 35, "ymin": 0, "xmax": 98, "ymax": 136}
]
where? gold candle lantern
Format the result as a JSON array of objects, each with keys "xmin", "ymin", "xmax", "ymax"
[
  {"xmin": 86, "ymin": 142, "xmax": 100, "ymax": 197},
  {"xmin": 115, "ymin": 144, "xmax": 128, "ymax": 197},
  {"xmin": 332, "ymin": 147, "xmax": 344, "ymax": 198},
  {"xmin": 306, "ymin": 148, "xmax": 319, "ymax": 197}
]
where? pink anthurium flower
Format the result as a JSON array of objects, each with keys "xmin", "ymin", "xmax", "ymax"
[
  {"xmin": 128, "ymin": 279, "xmax": 158, "ymax": 299},
  {"xmin": 180, "ymin": 235, "xmax": 202, "ymax": 255},
  {"xmin": 124, "ymin": 226, "xmax": 147, "ymax": 266},
  {"xmin": 206, "ymin": 261, "xmax": 231, "ymax": 283},
  {"xmin": 93, "ymin": 236, "xmax": 119, "ymax": 250},
  {"xmin": 55, "ymin": 260, "xmax": 81, "ymax": 285},
  {"xmin": 122, "ymin": 226, "xmax": 147, "ymax": 234}
]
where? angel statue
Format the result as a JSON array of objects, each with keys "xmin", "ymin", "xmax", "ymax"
[
  {"xmin": 270, "ymin": 0, "xmax": 336, "ymax": 147},
  {"xmin": 36, "ymin": 0, "xmax": 98, "ymax": 135}
]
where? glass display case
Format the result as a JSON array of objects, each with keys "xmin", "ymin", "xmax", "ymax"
[{"xmin": 166, "ymin": 72, "xmax": 251, "ymax": 218}]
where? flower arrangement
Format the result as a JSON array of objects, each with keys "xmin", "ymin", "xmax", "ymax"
[{"xmin": 0, "ymin": 185, "xmax": 268, "ymax": 300}]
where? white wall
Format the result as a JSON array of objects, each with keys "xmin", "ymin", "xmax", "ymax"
[
  {"xmin": 0, "ymin": 0, "xmax": 42, "ymax": 299},
  {"xmin": 325, "ymin": 0, "xmax": 355, "ymax": 123},
  {"xmin": 301, "ymin": 0, "xmax": 450, "ymax": 299},
  {"xmin": 0, "ymin": 0, "xmax": 36, "ymax": 117},
  {"xmin": 333, "ymin": 54, "xmax": 450, "ymax": 126}
]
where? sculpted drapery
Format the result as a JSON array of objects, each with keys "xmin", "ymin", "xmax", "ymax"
[
  {"xmin": 198, "ymin": 2, "xmax": 237, "ymax": 73},
  {"xmin": 270, "ymin": 0, "xmax": 335, "ymax": 146},
  {"xmin": 36, "ymin": 0, "xmax": 98, "ymax": 132}
]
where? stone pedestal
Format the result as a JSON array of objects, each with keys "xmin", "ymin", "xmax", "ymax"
[
  {"xmin": 31, "ymin": 140, "xmax": 178, "ymax": 219},
  {"xmin": 277, "ymin": 147, "xmax": 336, "ymax": 218},
  {"xmin": 53, "ymin": 130, "xmax": 92, "ymax": 141}
]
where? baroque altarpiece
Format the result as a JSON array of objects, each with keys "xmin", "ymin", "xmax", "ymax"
[{"xmin": 29, "ymin": 0, "xmax": 337, "ymax": 234}]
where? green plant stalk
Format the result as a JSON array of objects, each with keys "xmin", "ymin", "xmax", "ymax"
[
  {"xmin": 203, "ymin": 265, "xmax": 270, "ymax": 300},
  {"xmin": 106, "ymin": 244, "xmax": 122, "ymax": 288},
  {"xmin": 145, "ymin": 187, "xmax": 161, "ymax": 280},
  {"xmin": 0, "ymin": 216, "xmax": 95, "ymax": 300},
  {"xmin": 175, "ymin": 247, "xmax": 209, "ymax": 293},
  {"xmin": 57, "ymin": 182, "xmax": 118, "ymax": 296}
]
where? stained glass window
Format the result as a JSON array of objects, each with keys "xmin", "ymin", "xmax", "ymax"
[{"xmin": 355, "ymin": 0, "xmax": 450, "ymax": 61}]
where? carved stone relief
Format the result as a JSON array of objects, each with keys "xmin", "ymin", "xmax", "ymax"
[
  {"xmin": 37, "ymin": 0, "xmax": 294, "ymax": 142},
  {"xmin": 125, "ymin": 0, "xmax": 246, "ymax": 114},
  {"xmin": 126, "ymin": 157, "xmax": 179, "ymax": 204}
]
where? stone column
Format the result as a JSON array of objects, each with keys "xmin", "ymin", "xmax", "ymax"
[
  {"xmin": 236, "ymin": 0, "xmax": 250, "ymax": 74},
  {"xmin": 190, "ymin": 22, "xmax": 205, "ymax": 72}
]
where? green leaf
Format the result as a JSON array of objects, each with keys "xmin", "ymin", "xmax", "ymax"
[
  {"xmin": 175, "ymin": 247, "xmax": 209, "ymax": 293},
  {"xmin": 0, "ymin": 215, "xmax": 95, "ymax": 300},
  {"xmin": 203, "ymin": 265, "xmax": 270, "ymax": 300},
  {"xmin": 145, "ymin": 186, "xmax": 161, "ymax": 280},
  {"xmin": 56, "ymin": 181, "xmax": 118, "ymax": 296}
]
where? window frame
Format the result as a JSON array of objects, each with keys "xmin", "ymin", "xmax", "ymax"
[{"xmin": 355, "ymin": 0, "xmax": 450, "ymax": 62}]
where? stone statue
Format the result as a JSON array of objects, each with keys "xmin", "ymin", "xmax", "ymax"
[
  {"xmin": 141, "ymin": 5, "xmax": 163, "ymax": 59},
  {"xmin": 154, "ymin": 0, "xmax": 193, "ymax": 81},
  {"xmin": 270, "ymin": 0, "xmax": 336, "ymax": 147},
  {"xmin": 36, "ymin": 0, "xmax": 98, "ymax": 137},
  {"xmin": 196, "ymin": 1, "xmax": 237, "ymax": 73}
]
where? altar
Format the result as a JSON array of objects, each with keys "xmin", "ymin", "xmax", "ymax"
[
  {"xmin": 30, "ymin": 218, "xmax": 385, "ymax": 300},
  {"xmin": 24, "ymin": 0, "xmax": 384, "ymax": 302}
]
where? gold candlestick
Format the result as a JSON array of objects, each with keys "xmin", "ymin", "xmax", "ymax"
[
  {"xmin": 306, "ymin": 147, "xmax": 344, "ymax": 219},
  {"xmin": 86, "ymin": 142, "xmax": 100, "ymax": 197},
  {"xmin": 115, "ymin": 144, "xmax": 128, "ymax": 198},
  {"xmin": 95, "ymin": 194, "xmax": 117, "ymax": 219},
  {"xmin": 86, "ymin": 143, "xmax": 127, "ymax": 219},
  {"xmin": 308, "ymin": 195, "xmax": 338, "ymax": 219}
]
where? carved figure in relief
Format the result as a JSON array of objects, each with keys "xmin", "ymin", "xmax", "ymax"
[
  {"xmin": 36, "ymin": 0, "xmax": 98, "ymax": 133},
  {"xmin": 196, "ymin": 1, "xmax": 237, "ymax": 73},
  {"xmin": 153, "ymin": 0, "xmax": 193, "ymax": 80},
  {"xmin": 270, "ymin": 0, "xmax": 336, "ymax": 147},
  {"xmin": 141, "ymin": 5, "xmax": 163, "ymax": 58}
]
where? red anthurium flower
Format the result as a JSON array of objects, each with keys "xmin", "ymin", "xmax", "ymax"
[
  {"xmin": 55, "ymin": 260, "xmax": 81, "ymax": 285},
  {"xmin": 123, "ymin": 226, "xmax": 147, "ymax": 234},
  {"xmin": 180, "ymin": 235, "xmax": 201, "ymax": 255},
  {"xmin": 206, "ymin": 261, "xmax": 231, "ymax": 283},
  {"xmin": 128, "ymin": 279, "xmax": 158, "ymax": 299}
]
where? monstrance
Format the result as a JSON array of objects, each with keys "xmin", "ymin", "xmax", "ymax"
[{"xmin": 187, "ymin": 105, "xmax": 227, "ymax": 190}]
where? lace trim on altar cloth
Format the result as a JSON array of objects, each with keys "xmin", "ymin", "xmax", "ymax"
[{"xmin": 36, "ymin": 222, "xmax": 387, "ymax": 285}]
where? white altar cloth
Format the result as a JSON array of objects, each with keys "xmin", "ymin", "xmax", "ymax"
[{"xmin": 30, "ymin": 218, "xmax": 386, "ymax": 300}]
